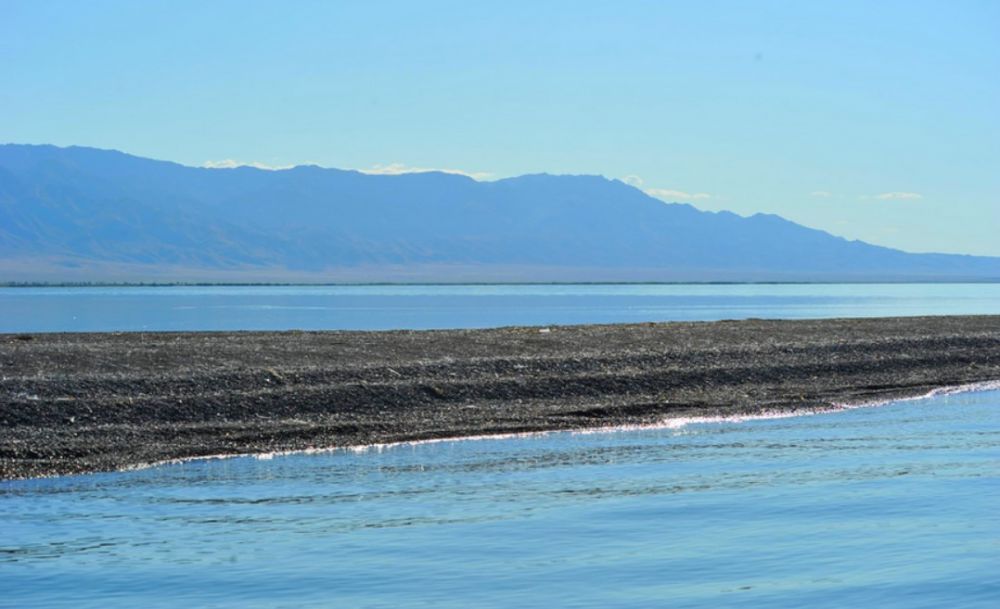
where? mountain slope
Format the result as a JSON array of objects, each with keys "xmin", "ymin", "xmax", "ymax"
[{"xmin": 1, "ymin": 144, "xmax": 997, "ymax": 282}]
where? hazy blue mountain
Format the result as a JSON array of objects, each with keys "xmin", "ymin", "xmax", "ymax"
[{"xmin": 1, "ymin": 144, "xmax": 998, "ymax": 282}]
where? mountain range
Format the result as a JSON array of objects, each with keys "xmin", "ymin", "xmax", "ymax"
[{"xmin": 1, "ymin": 144, "xmax": 997, "ymax": 282}]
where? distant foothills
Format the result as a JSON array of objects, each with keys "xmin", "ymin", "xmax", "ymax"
[{"xmin": 1, "ymin": 144, "xmax": 998, "ymax": 283}]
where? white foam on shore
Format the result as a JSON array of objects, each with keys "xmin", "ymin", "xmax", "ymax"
[
  {"xmin": 102, "ymin": 379, "xmax": 1000, "ymax": 475},
  {"xmin": 833, "ymin": 379, "xmax": 1000, "ymax": 409}
]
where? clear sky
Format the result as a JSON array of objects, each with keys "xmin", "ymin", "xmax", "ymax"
[{"xmin": 2, "ymin": 0, "xmax": 998, "ymax": 256}]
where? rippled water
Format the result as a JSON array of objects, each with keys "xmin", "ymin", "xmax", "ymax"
[
  {"xmin": 2, "ymin": 282, "xmax": 1000, "ymax": 332},
  {"xmin": 3, "ymin": 390, "xmax": 998, "ymax": 608}
]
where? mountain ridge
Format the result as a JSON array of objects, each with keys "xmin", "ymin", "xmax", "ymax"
[{"xmin": 1, "ymin": 144, "xmax": 997, "ymax": 282}]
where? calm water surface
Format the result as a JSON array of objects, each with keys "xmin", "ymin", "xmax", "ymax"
[
  {"xmin": 3, "ymin": 284, "xmax": 998, "ymax": 607},
  {"xmin": 2, "ymin": 391, "xmax": 998, "ymax": 608},
  {"xmin": 1, "ymin": 282, "xmax": 1000, "ymax": 332}
]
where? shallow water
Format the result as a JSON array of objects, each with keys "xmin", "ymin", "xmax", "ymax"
[
  {"xmin": 2, "ymin": 390, "xmax": 998, "ymax": 608},
  {"xmin": 2, "ymin": 282, "xmax": 1000, "ymax": 332}
]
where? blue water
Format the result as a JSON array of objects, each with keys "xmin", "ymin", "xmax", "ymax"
[
  {"xmin": 3, "ymin": 284, "xmax": 999, "ymax": 606},
  {"xmin": 2, "ymin": 282, "xmax": 1000, "ymax": 332},
  {"xmin": 2, "ymin": 390, "xmax": 998, "ymax": 608}
]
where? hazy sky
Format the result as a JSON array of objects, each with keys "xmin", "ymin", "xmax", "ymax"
[{"xmin": 2, "ymin": 1, "xmax": 998, "ymax": 255}]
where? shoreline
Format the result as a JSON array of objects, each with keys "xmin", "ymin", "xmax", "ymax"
[
  {"xmin": 97, "ymin": 378, "xmax": 1000, "ymax": 480},
  {"xmin": 3, "ymin": 315, "xmax": 1000, "ymax": 480}
]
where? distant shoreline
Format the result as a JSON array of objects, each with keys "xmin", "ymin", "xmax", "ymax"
[
  {"xmin": 3, "ymin": 315, "xmax": 1000, "ymax": 480},
  {"xmin": 5, "ymin": 280, "xmax": 1000, "ymax": 288}
]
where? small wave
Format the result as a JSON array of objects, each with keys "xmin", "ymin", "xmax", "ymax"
[
  {"xmin": 96, "ymin": 379, "xmax": 1000, "ymax": 475},
  {"xmin": 834, "ymin": 379, "xmax": 1000, "ymax": 409}
]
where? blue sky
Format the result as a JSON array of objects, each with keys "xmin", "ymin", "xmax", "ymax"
[{"xmin": 2, "ymin": 0, "xmax": 998, "ymax": 255}]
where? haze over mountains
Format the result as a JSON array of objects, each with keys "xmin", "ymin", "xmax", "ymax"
[{"xmin": 1, "ymin": 144, "xmax": 997, "ymax": 282}]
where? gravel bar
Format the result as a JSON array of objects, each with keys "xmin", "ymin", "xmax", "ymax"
[{"xmin": 3, "ymin": 315, "xmax": 1000, "ymax": 480}]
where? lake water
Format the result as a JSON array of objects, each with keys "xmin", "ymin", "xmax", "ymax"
[
  {"xmin": 2, "ymin": 390, "xmax": 998, "ymax": 608},
  {"xmin": 2, "ymin": 282, "xmax": 1000, "ymax": 332},
  {"xmin": 2, "ymin": 283, "xmax": 998, "ymax": 607}
]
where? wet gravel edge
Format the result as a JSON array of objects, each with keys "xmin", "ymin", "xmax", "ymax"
[{"xmin": 3, "ymin": 315, "xmax": 1000, "ymax": 480}]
